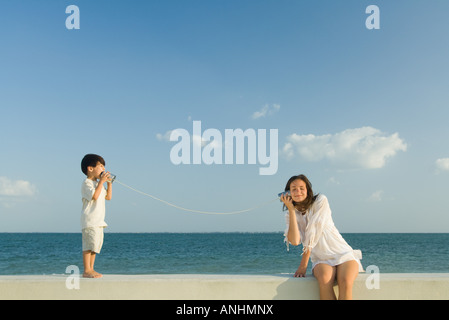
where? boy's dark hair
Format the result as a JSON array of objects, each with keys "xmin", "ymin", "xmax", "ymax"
[{"xmin": 81, "ymin": 154, "xmax": 105, "ymax": 175}]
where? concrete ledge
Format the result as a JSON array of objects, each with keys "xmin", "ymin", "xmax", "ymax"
[{"xmin": 1, "ymin": 274, "xmax": 449, "ymax": 300}]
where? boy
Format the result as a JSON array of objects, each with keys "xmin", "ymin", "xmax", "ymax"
[{"xmin": 80, "ymin": 154, "xmax": 112, "ymax": 278}]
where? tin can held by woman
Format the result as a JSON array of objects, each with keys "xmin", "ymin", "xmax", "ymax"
[{"xmin": 277, "ymin": 190, "xmax": 291, "ymax": 198}]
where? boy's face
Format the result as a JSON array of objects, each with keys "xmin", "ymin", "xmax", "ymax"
[{"xmin": 87, "ymin": 162, "xmax": 105, "ymax": 180}]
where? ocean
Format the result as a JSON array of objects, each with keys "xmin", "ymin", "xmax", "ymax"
[{"xmin": 0, "ymin": 233, "xmax": 448, "ymax": 275}]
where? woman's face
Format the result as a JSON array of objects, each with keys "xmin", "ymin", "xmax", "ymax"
[{"xmin": 290, "ymin": 179, "xmax": 307, "ymax": 203}]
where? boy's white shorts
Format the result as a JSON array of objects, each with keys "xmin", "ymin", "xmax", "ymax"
[{"xmin": 82, "ymin": 227, "xmax": 105, "ymax": 254}]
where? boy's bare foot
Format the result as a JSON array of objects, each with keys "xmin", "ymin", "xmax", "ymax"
[
  {"xmin": 83, "ymin": 270, "xmax": 103, "ymax": 278},
  {"xmin": 93, "ymin": 270, "xmax": 103, "ymax": 278}
]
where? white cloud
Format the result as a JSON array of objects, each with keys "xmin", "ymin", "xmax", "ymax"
[
  {"xmin": 192, "ymin": 133, "xmax": 213, "ymax": 148},
  {"xmin": 368, "ymin": 190, "xmax": 384, "ymax": 202},
  {"xmin": 282, "ymin": 127, "xmax": 407, "ymax": 169},
  {"xmin": 0, "ymin": 177, "xmax": 37, "ymax": 197},
  {"xmin": 156, "ymin": 130, "xmax": 173, "ymax": 142},
  {"xmin": 158, "ymin": 129, "xmax": 220, "ymax": 149},
  {"xmin": 435, "ymin": 158, "xmax": 449, "ymax": 172},
  {"xmin": 326, "ymin": 177, "xmax": 340, "ymax": 185},
  {"xmin": 251, "ymin": 104, "xmax": 280, "ymax": 119}
]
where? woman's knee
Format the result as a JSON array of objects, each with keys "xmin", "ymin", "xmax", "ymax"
[
  {"xmin": 314, "ymin": 265, "xmax": 335, "ymax": 285},
  {"xmin": 337, "ymin": 275, "xmax": 354, "ymax": 289},
  {"xmin": 336, "ymin": 261, "xmax": 359, "ymax": 287}
]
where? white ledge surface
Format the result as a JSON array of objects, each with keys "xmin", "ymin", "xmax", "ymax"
[{"xmin": 1, "ymin": 273, "xmax": 449, "ymax": 300}]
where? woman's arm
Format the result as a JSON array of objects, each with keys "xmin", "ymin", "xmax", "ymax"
[
  {"xmin": 287, "ymin": 208, "xmax": 300, "ymax": 246},
  {"xmin": 294, "ymin": 249, "xmax": 310, "ymax": 277},
  {"xmin": 281, "ymin": 194, "xmax": 300, "ymax": 246}
]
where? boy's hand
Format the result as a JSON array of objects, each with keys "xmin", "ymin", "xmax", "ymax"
[{"xmin": 99, "ymin": 171, "xmax": 110, "ymax": 184}]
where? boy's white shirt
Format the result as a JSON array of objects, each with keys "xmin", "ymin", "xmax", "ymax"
[{"xmin": 81, "ymin": 178, "xmax": 108, "ymax": 229}]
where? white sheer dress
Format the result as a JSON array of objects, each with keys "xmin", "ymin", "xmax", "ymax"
[{"xmin": 284, "ymin": 194, "xmax": 363, "ymax": 272}]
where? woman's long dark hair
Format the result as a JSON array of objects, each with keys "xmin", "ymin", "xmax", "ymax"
[{"xmin": 282, "ymin": 174, "xmax": 318, "ymax": 214}]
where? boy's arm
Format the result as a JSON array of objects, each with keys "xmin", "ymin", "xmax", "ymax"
[
  {"xmin": 92, "ymin": 173, "xmax": 109, "ymax": 201},
  {"xmin": 105, "ymin": 182, "xmax": 112, "ymax": 200},
  {"xmin": 92, "ymin": 182, "xmax": 104, "ymax": 201}
]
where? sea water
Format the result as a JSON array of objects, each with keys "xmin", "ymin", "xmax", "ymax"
[{"xmin": 0, "ymin": 233, "xmax": 448, "ymax": 275}]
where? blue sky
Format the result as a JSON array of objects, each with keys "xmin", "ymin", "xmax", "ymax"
[{"xmin": 1, "ymin": 0, "xmax": 448, "ymax": 232}]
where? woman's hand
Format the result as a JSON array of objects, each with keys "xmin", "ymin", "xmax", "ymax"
[
  {"xmin": 294, "ymin": 265, "xmax": 307, "ymax": 278},
  {"xmin": 294, "ymin": 250, "xmax": 310, "ymax": 277},
  {"xmin": 280, "ymin": 194, "xmax": 295, "ymax": 211}
]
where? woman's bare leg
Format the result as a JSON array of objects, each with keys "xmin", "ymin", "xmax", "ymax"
[
  {"xmin": 336, "ymin": 260, "xmax": 359, "ymax": 300},
  {"xmin": 313, "ymin": 263, "xmax": 337, "ymax": 300}
]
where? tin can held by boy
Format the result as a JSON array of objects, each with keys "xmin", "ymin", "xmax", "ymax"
[{"xmin": 100, "ymin": 171, "xmax": 116, "ymax": 183}]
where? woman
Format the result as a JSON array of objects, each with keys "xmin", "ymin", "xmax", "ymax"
[{"xmin": 281, "ymin": 174, "xmax": 363, "ymax": 300}]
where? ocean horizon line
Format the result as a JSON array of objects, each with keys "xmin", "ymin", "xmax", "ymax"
[{"xmin": 0, "ymin": 231, "xmax": 447, "ymax": 234}]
